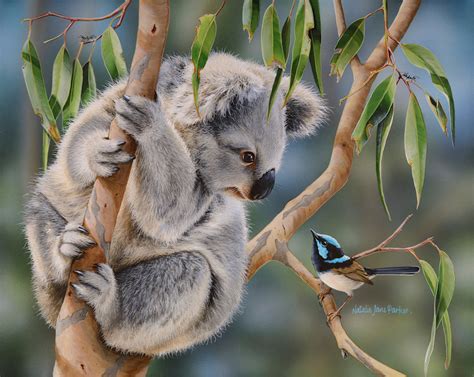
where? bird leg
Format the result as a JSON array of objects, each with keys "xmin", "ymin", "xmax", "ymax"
[{"xmin": 328, "ymin": 295, "xmax": 353, "ymax": 322}]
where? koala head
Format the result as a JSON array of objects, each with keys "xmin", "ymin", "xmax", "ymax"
[{"xmin": 158, "ymin": 53, "xmax": 327, "ymax": 201}]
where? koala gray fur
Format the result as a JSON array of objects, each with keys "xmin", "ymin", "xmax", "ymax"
[{"xmin": 24, "ymin": 52, "xmax": 327, "ymax": 356}]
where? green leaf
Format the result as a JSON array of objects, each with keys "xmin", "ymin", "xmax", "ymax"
[
  {"xmin": 81, "ymin": 61, "xmax": 97, "ymax": 106},
  {"xmin": 101, "ymin": 26, "xmax": 128, "ymax": 80},
  {"xmin": 49, "ymin": 45, "xmax": 72, "ymax": 119},
  {"xmin": 21, "ymin": 39, "xmax": 60, "ymax": 143},
  {"xmin": 404, "ymin": 93, "xmax": 427, "ymax": 208},
  {"xmin": 419, "ymin": 260, "xmax": 453, "ymax": 374},
  {"xmin": 267, "ymin": 16, "xmax": 291, "ymax": 119},
  {"xmin": 242, "ymin": 0, "xmax": 259, "ymax": 41},
  {"xmin": 401, "ymin": 43, "xmax": 455, "ymax": 144},
  {"xmin": 63, "ymin": 58, "xmax": 83, "ymax": 128},
  {"xmin": 191, "ymin": 14, "xmax": 217, "ymax": 115},
  {"xmin": 375, "ymin": 105, "xmax": 394, "ymax": 220},
  {"xmin": 425, "ymin": 93, "xmax": 448, "ymax": 135},
  {"xmin": 284, "ymin": 0, "xmax": 314, "ymax": 104},
  {"xmin": 330, "ymin": 18, "xmax": 365, "ymax": 81},
  {"xmin": 352, "ymin": 74, "xmax": 397, "ymax": 154},
  {"xmin": 435, "ymin": 250, "xmax": 455, "ymax": 328},
  {"xmin": 42, "ymin": 131, "xmax": 50, "ymax": 171},
  {"xmin": 261, "ymin": 4, "xmax": 286, "ymax": 69},
  {"xmin": 308, "ymin": 0, "xmax": 323, "ymax": 94}
]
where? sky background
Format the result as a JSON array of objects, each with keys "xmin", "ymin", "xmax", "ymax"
[{"xmin": 0, "ymin": 0, "xmax": 472, "ymax": 376}]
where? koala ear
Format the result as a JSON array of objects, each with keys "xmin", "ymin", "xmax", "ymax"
[
  {"xmin": 281, "ymin": 77, "xmax": 328, "ymax": 138},
  {"xmin": 157, "ymin": 55, "xmax": 189, "ymax": 94}
]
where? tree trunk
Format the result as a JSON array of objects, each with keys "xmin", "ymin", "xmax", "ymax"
[{"xmin": 53, "ymin": 1, "xmax": 169, "ymax": 375}]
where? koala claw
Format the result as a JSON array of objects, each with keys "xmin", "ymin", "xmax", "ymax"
[
  {"xmin": 115, "ymin": 95, "xmax": 158, "ymax": 138},
  {"xmin": 88, "ymin": 137, "xmax": 135, "ymax": 178},
  {"xmin": 72, "ymin": 264, "xmax": 115, "ymax": 307},
  {"xmin": 59, "ymin": 223, "xmax": 96, "ymax": 259}
]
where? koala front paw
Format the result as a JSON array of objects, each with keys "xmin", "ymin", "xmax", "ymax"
[
  {"xmin": 72, "ymin": 264, "xmax": 117, "ymax": 316},
  {"xmin": 59, "ymin": 223, "xmax": 96, "ymax": 259},
  {"xmin": 115, "ymin": 95, "xmax": 159, "ymax": 138},
  {"xmin": 87, "ymin": 137, "xmax": 135, "ymax": 178}
]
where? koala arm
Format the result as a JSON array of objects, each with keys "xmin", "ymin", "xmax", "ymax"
[{"xmin": 115, "ymin": 96, "xmax": 213, "ymax": 242}]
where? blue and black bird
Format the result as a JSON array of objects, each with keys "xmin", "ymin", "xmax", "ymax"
[{"xmin": 310, "ymin": 230, "xmax": 419, "ymax": 320}]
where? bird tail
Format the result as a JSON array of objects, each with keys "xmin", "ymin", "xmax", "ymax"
[{"xmin": 365, "ymin": 266, "xmax": 420, "ymax": 276}]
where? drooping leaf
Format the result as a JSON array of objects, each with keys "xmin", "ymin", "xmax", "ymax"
[
  {"xmin": 375, "ymin": 105, "xmax": 394, "ymax": 220},
  {"xmin": 435, "ymin": 250, "xmax": 455, "ymax": 328},
  {"xmin": 21, "ymin": 39, "xmax": 60, "ymax": 143},
  {"xmin": 63, "ymin": 58, "xmax": 83, "ymax": 128},
  {"xmin": 242, "ymin": 0, "xmax": 260, "ymax": 41},
  {"xmin": 42, "ymin": 131, "xmax": 50, "ymax": 171},
  {"xmin": 404, "ymin": 93, "xmax": 427, "ymax": 208},
  {"xmin": 284, "ymin": 0, "xmax": 314, "ymax": 105},
  {"xmin": 261, "ymin": 4, "xmax": 285, "ymax": 69},
  {"xmin": 401, "ymin": 43, "xmax": 455, "ymax": 144},
  {"xmin": 49, "ymin": 45, "xmax": 72, "ymax": 119},
  {"xmin": 308, "ymin": 0, "xmax": 323, "ymax": 94},
  {"xmin": 191, "ymin": 14, "xmax": 217, "ymax": 115},
  {"xmin": 425, "ymin": 93, "xmax": 448, "ymax": 135},
  {"xmin": 419, "ymin": 260, "xmax": 453, "ymax": 373},
  {"xmin": 267, "ymin": 15, "xmax": 291, "ymax": 119},
  {"xmin": 352, "ymin": 74, "xmax": 396, "ymax": 154},
  {"xmin": 330, "ymin": 17, "xmax": 365, "ymax": 81},
  {"xmin": 101, "ymin": 26, "xmax": 128, "ymax": 80},
  {"xmin": 81, "ymin": 61, "xmax": 97, "ymax": 106}
]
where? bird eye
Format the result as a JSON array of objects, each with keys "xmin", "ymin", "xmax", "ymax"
[
  {"xmin": 240, "ymin": 151, "xmax": 255, "ymax": 165},
  {"xmin": 321, "ymin": 240, "xmax": 328, "ymax": 246}
]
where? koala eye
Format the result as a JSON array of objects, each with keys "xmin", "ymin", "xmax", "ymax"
[{"xmin": 240, "ymin": 151, "xmax": 255, "ymax": 165}]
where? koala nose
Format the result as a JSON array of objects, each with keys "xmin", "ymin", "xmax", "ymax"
[{"xmin": 250, "ymin": 169, "xmax": 275, "ymax": 200}]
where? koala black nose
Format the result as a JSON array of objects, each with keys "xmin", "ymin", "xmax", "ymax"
[{"xmin": 250, "ymin": 169, "xmax": 275, "ymax": 200}]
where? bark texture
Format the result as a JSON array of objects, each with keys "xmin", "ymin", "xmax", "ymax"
[{"xmin": 53, "ymin": 1, "xmax": 169, "ymax": 376}]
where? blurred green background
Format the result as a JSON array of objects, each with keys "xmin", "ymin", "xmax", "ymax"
[{"xmin": 0, "ymin": 0, "xmax": 472, "ymax": 376}]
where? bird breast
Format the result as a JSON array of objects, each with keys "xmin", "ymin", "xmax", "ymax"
[{"xmin": 319, "ymin": 270, "xmax": 365, "ymax": 296}]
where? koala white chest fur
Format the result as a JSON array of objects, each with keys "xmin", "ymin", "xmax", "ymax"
[{"xmin": 24, "ymin": 53, "xmax": 326, "ymax": 356}]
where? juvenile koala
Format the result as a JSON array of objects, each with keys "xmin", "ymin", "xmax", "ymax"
[{"xmin": 24, "ymin": 53, "xmax": 326, "ymax": 356}]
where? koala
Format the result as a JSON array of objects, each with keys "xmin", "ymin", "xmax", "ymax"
[{"xmin": 24, "ymin": 53, "xmax": 326, "ymax": 356}]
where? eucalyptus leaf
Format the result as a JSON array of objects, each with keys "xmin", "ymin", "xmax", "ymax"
[
  {"xmin": 42, "ymin": 131, "xmax": 50, "ymax": 171},
  {"xmin": 435, "ymin": 250, "xmax": 455, "ymax": 328},
  {"xmin": 425, "ymin": 93, "xmax": 448, "ymax": 135},
  {"xmin": 101, "ymin": 26, "xmax": 128, "ymax": 80},
  {"xmin": 63, "ymin": 58, "xmax": 83, "ymax": 128},
  {"xmin": 49, "ymin": 45, "xmax": 72, "ymax": 119},
  {"xmin": 420, "ymin": 260, "xmax": 453, "ymax": 374},
  {"xmin": 352, "ymin": 74, "xmax": 396, "ymax": 154},
  {"xmin": 404, "ymin": 93, "xmax": 427, "ymax": 208},
  {"xmin": 401, "ymin": 43, "xmax": 455, "ymax": 144},
  {"xmin": 284, "ymin": 0, "xmax": 314, "ymax": 104},
  {"xmin": 308, "ymin": 0, "xmax": 323, "ymax": 94},
  {"xmin": 330, "ymin": 17, "xmax": 365, "ymax": 81},
  {"xmin": 81, "ymin": 61, "xmax": 97, "ymax": 106},
  {"xmin": 191, "ymin": 14, "xmax": 217, "ymax": 115},
  {"xmin": 242, "ymin": 0, "xmax": 260, "ymax": 41},
  {"xmin": 267, "ymin": 16, "xmax": 291, "ymax": 119},
  {"xmin": 261, "ymin": 4, "xmax": 285, "ymax": 69},
  {"xmin": 375, "ymin": 105, "xmax": 394, "ymax": 220},
  {"xmin": 21, "ymin": 39, "xmax": 60, "ymax": 143}
]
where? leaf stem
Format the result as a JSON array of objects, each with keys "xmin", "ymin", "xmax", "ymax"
[{"xmin": 215, "ymin": 0, "xmax": 227, "ymax": 17}]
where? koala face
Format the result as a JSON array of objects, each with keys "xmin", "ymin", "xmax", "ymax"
[{"xmin": 158, "ymin": 53, "xmax": 328, "ymax": 201}]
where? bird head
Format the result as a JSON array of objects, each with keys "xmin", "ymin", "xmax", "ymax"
[{"xmin": 310, "ymin": 230, "xmax": 350, "ymax": 271}]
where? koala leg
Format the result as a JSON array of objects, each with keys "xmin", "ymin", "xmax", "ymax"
[
  {"xmin": 114, "ymin": 96, "xmax": 212, "ymax": 242},
  {"xmin": 72, "ymin": 252, "xmax": 213, "ymax": 355},
  {"xmin": 25, "ymin": 192, "xmax": 96, "ymax": 326}
]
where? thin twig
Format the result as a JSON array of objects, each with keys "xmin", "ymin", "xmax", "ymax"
[{"xmin": 215, "ymin": 0, "xmax": 227, "ymax": 17}]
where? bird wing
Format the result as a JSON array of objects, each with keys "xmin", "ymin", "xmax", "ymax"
[{"xmin": 333, "ymin": 261, "xmax": 374, "ymax": 285}]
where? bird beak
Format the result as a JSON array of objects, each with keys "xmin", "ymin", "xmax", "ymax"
[{"xmin": 310, "ymin": 229, "xmax": 319, "ymax": 240}]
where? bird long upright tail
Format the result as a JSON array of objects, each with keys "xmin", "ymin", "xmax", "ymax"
[{"xmin": 365, "ymin": 266, "xmax": 420, "ymax": 276}]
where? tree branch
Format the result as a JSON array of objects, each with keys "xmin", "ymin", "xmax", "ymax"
[
  {"xmin": 53, "ymin": 1, "xmax": 170, "ymax": 376},
  {"xmin": 246, "ymin": 0, "xmax": 422, "ymax": 375}
]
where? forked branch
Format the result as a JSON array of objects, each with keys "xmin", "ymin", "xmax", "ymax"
[{"xmin": 246, "ymin": 0, "xmax": 421, "ymax": 375}]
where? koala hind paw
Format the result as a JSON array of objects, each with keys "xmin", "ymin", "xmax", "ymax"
[
  {"xmin": 88, "ymin": 137, "xmax": 135, "ymax": 178},
  {"xmin": 72, "ymin": 264, "xmax": 115, "ymax": 308},
  {"xmin": 115, "ymin": 95, "xmax": 158, "ymax": 138}
]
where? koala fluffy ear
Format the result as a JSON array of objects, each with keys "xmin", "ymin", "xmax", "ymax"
[{"xmin": 281, "ymin": 77, "xmax": 328, "ymax": 138}]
